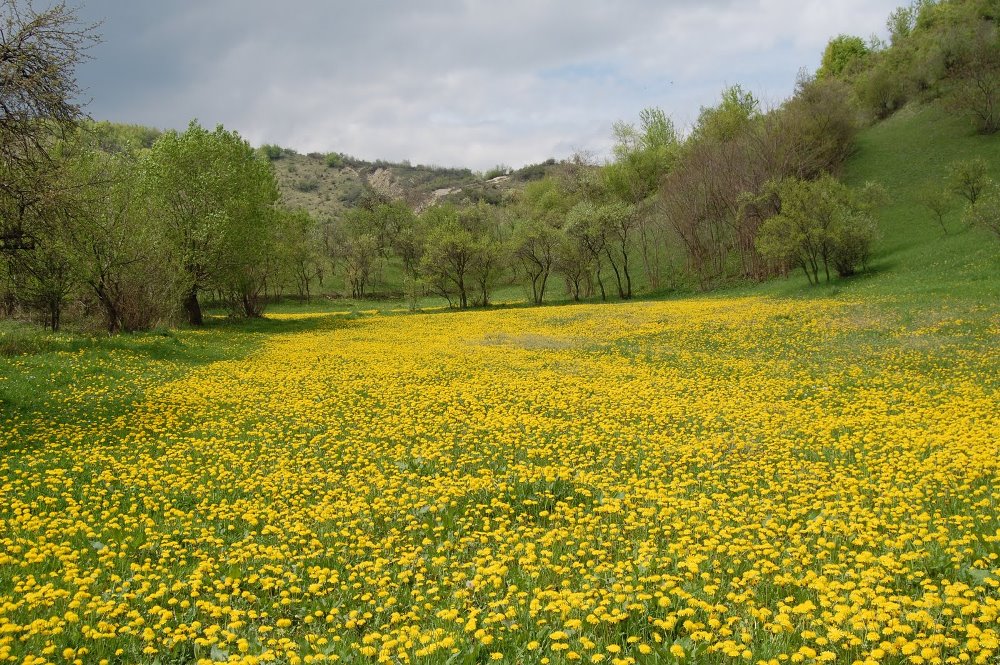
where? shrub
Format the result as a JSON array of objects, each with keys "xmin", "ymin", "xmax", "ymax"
[
  {"xmin": 965, "ymin": 183, "xmax": 1000, "ymax": 237},
  {"xmin": 325, "ymin": 152, "xmax": 344, "ymax": 168},
  {"xmin": 947, "ymin": 158, "xmax": 990, "ymax": 205},
  {"xmin": 294, "ymin": 177, "xmax": 319, "ymax": 193}
]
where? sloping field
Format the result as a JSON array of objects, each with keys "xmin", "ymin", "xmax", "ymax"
[{"xmin": 2, "ymin": 296, "xmax": 998, "ymax": 664}]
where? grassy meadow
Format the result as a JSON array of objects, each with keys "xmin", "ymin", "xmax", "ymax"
[{"xmin": 1, "ymin": 105, "xmax": 999, "ymax": 665}]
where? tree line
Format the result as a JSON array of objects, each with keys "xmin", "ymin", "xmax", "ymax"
[{"xmin": 2, "ymin": 0, "xmax": 998, "ymax": 333}]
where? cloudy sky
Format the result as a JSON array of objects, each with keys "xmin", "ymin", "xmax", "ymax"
[{"xmin": 72, "ymin": 1, "xmax": 899, "ymax": 170}]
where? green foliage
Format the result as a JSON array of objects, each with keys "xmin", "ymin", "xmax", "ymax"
[
  {"xmin": 854, "ymin": 51, "xmax": 911, "ymax": 119},
  {"xmin": 693, "ymin": 85, "xmax": 760, "ymax": 143},
  {"xmin": 888, "ymin": 3, "xmax": 920, "ymax": 44},
  {"xmin": 325, "ymin": 152, "xmax": 344, "ymax": 168},
  {"xmin": 947, "ymin": 157, "xmax": 991, "ymax": 204},
  {"xmin": 260, "ymin": 144, "xmax": 286, "ymax": 161},
  {"xmin": 819, "ymin": 35, "xmax": 871, "ymax": 78},
  {"xmin": 294, "ymin": 177, "xmax": 320, "ymax": 193},
  {"xmin": 275, "ymin": 209, "xmax": 323, "ymax": 299},
  {"xmin": 943, "ymin": 19, "xmax": 1000, "ymax": 133},
  {"xmin": 756, "ymin": 175, "xmax": 884, "ymax": 284},
  {"xmin": 917, "ymin": 185, "xmax": 955, "ymax": 234},
  {"xmin": 87, "ymin": 121, "xmax": 162, "ymax": 152},
  {"xmin": 484, "ymin": 164, "xmax": 511, "ymax": 180},
  {"xmin": 145, "ymin": 121, "xmax": 280, "ymax": 322},
  {"xmin": 609, "ymin": 107, "xmax": 679, "ymax": 200},
  {"xmin": 964, "ymin": 182, "xmax": 1000, "ymax": 236}
]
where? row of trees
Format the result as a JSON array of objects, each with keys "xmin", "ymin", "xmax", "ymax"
[
  {"xmin": 322, "ymin": 74, "xmax": 880, "ymax": 309},
  {"xmin": 1, "ymin": 121, "xmax": 325, "ymax": 331}
]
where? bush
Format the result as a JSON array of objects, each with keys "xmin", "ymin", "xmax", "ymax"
[
  {"xmin": 325, "ymin": 152, "xmax": 344, "ymax": 168},
  {"xmin": 756, "ymin": 175, "xmax": 884, "ymax": 284},
  {"xmin": 965, "ymin": 184, "xmax": 1000, "ymax": 237},
  {"xmin": 484, "ymin": 164, "xmax": 511, "ymax": 180},
  {"xmin": 260, "ymin": 144, "xmax": 284, "ymax": 161},
  {"xmin": 294, "ymin": 177, "xmax": 320, "ymax": 193},
  {"xmin": 947, "ymin": 158, "xmax": 990, "ymax": 205}
]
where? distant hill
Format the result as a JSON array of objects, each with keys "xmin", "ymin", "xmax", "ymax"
[{"xmin": 263, "ymin": 148, "xmax": 573, "ymax": 219}]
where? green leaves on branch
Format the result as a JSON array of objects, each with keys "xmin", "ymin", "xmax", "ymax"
[
  {"xmin": 144, "ymin": 121, "xmax": 281, "ymax": 322},
  {"xmin": 756, "ymin": 175, "xmax": 886, "ymax": 285}
]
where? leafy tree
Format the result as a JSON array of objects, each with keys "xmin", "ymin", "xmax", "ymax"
[
  {"xmin": 276, "ymin": 209, "xmax": 322, "ymax": 300},
  {"xmin": 145, "ymin": 121, "xmax": 280, "ymax": 324},
  {"xmin": 564, "ymin": 201, "xmax": 605, "ymax": 300},
  {"xmin": 62, "ymin": 138, "xmax": 178, "ymax": 332},
  {"xmin": 947, "ymin": 157, "xmax": 991, "ymax": 205},
  {"xmin": 887, "ymin": 4, "xmax": 919, "ymax": 45},
  {"xmin": 855, "ymin": 51, "xmax": 910, "ymax": 120},
  {"xmin": 419, "ymin": 204, "xmax": 476, "ymax": 308},
  {"xmin": 1, "ymin": 0, "xmax": 99, "ymax": 246},
  {"xmin": 916, "ymin": 186, "xmax": 953, "ymax": 234},
  {"xmin": 945, "ymin": 20, "xmax": 1000, "ymax": 133},
  {"xmin": 511, "ymin": 217, "xmax": 559, "ymax": 305},
  {"xmin": 460, "ymin": 202, "xmax": 505, "ymax": 307},
  {"xmin": 259, "ymin": 144, "xmax": 285, "ymax": 161},
  {"xmin": 603, "ymin": 108, "xmax": 679, "ymax": 295},
  {"xmin": 756, "ymin": 175, "xmax": 883, "ymax": 284},
  {"xmin": 819, "ymin": 35, "xmax": 871, "ymax": 78},
  {"xmin": 781, "ymin": 74, "xmax": 859, "ymax": 178},
  {"xmin": 325, "ymin": 152, "xmax": 343, "ymax": 168},
  {"xmin": 693, "ymin": 85, "xmax": 760, "ymax": 143},
  {"xmin": 341, "ymin": 232, "xmax": 379, "ymax": 300},
  {"xmin": 510, "ymin": 179, "xmax": 574, "ymax": 304},
  {"xmin": 965, "ymin": 182, "xmax": 1000, "ymax": 237}
]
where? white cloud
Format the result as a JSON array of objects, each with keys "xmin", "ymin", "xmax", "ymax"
[{"xmin": 75, "ymin": 0, "xmax": 898, "ymax": 169}]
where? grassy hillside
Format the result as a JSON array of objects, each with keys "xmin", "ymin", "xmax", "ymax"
[
  {"xmin": 739, "ymin": 101, "xmax": 1000, "ymax": 307},
  {"xmin": 842, "ymin": 102, "xmax": 1000, "ymax": 301}
]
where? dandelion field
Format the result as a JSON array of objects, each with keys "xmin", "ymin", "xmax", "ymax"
[{"xmin": 1, "ymin": 296, "xmax": 999, "ymax": 665}]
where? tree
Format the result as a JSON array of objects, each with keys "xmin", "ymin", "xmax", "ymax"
[
  {"xmin": 887, "ymin": 4, "xmax": 918, "ymax": 45},
  {"xmin": 564, "ymin": 201, "xmax": 609, "ymax": 301},
  {"xmin": 511, "ymin": 217, "xmax": 559, "ymax": 306},
  {"xmin": 341, "ymin": 232, "xmax": 379, "ymax": 300},
  {"xmin": 693, "ymin": 85, "xmax": 760, "ymax": 143},
  {"xmin": 419, "ymin": 204, "xmax": 476, "ymax": 308},
  {"xmin": 947, "ymin": 158, "xmax": 991, "ymax": 206},
  {"xmin": 60, "ymin": 136, "xmax": 178, "ymax": 332},
  {"xmin": 916, "ymin": 186, "xmax": 953, "ymax": 235},
  {"xmin": 510, "ymin": 179, "xmax": 573, "ymax": 305},
  {"xmin": 460, "ymin": 202, "xmax": 505, "ymax": 307},
  {"xmin": 945, "ymin": 20, "xmax": 1000, "ymax": 134},
  {"xmin": 965, "ymin": 183, "xmax": 1000, "ymax": 237},
  {"xmin": 756, "ymin": 175, "xmax": 883, "ymax": 284},
  {"xmin": 1, "ymin": 0, "xmax": 99, "ymax": 249},
  {"xmin": 818, "ymin": 35, "xmax": 871, "ymax": 78},
  {"xmin": 145, "ymin": 121, "xmax": 280, "ymax": 324},
  {"xmin": 780, "ymin": 74, "xmax": 859, "ymax": 178},
  {"xmin": 276, "ymin": 208, "xmax": 322, "ymax": 300}
]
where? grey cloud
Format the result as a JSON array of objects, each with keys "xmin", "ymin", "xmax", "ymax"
[{"xmin": 73, "ymin": 0, "xmax": 898, "ymax": 169}]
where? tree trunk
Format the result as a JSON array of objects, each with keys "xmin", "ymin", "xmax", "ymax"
[
  {"xmin": 184, "ymin": 286, "xmax": 203, "ymax": 326},
  {"xmin": 48, "ymin": 299, "xmax": 61, "ymax": 332},
  {"xmin": 93, "ymin": 282, "xmax": 121, "ymax": 334}
]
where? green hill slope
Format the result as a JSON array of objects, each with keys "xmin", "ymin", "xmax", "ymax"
[
  {"xmin": 746, "ymin": 101, "xmax": 1000, "ymax": 308},
  {"xmin": 841, "ymin": 103, "xmax": 1000, "ymax": 302}
]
